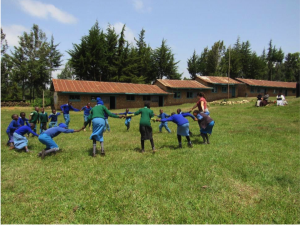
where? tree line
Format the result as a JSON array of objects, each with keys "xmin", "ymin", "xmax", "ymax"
[
  {"xmin": 1, "ymin": 21, "xmax": 299, "ymax": 102},
  {"xmin": 187, "ymin": 37, "xmax": 300, "ymax": 82}
]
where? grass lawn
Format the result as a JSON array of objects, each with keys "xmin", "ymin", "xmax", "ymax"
[{"xmin": 1, "ymin": 97, "xmax": 300, "ymax": 224}]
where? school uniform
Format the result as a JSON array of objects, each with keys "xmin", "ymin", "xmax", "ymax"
[
  {"xmin": 118, "ymin": 111, "xmax": 134, "ymax": 129},
  {"xmin": 196, "ymin": 113, "xmax": 215, "ymax": 135},
  {"xmin": 18, "ymin": 117, "xmax": 30, "ymax": 126},
  {"xmin": 6, "ymin": 120, "xmax": 19, "ymax": 145},
  {"xmin": 157, "ymin": 112, "xmax": 171, "ymax": 133},
  {"xmin": 13, "ymin": 126, "xmax": 38, "ymax": 150},
  {"xmin": 29, "ymin": 111, "xmax": 39, "ymax": 133},
  {"xmin": 134, "ymin": 107, "xmax": 155, "ymax": 140},
  {"xmin": 60, "ymin": 104, "xmax": 80, "ymax": 128},
  {"xmin": 39, "ymin": 112, "xmax": 48, "ymax": 133},
  {"xmin": 81, "ymin": 106, "xmax": 92, "ymax": 123},
  {"xmin": 48, "ymin": 112, "xmax": 61, "ymax": 128},
  {"xmin": 161, "ymin": 113, "xmax": 194, "ymax": 136}
]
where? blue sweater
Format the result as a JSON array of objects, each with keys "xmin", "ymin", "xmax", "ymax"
[
  {"xmin": 6, "ymin": 120, "xmax": 19, "ymax": 133},
  {"xmin": 18, "ymin": 117, "xmax": 30, "ymax": 126},
  {"xmin": 48, "ymin": 112, "xmax": 61, "ymax": 122},
  {"xmin": 118, "ymin": 111, "xmax": 134, "ymax": 119},
  {"xmin": 43, "ymin": 127, "xmax": 74, "ymax": 138},
  {"xmin": 157, "ymin": 112, "xmax": 170, "ymax": 120},
  {"xmin": 15, "ymin": 126, "xmax": 38, "ymax": 137},
  {"xmin": 81, "ymin": 106, "xmax": 92, "ymax": 116},
  {"xmin": 60, "ymin": 104, "xmax": 80, "ymax": 114},
  {"xmin": 161, "ymin": 113, "xmax": 195, "ymax": 126}
]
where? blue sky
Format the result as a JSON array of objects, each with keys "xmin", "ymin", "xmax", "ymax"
[{"xmin": 1, "ymin": 0, "xmax": 300, "ymax": 79}]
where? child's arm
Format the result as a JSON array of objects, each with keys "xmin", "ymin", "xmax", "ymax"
[
  {"xmin": 182, "ymin": 112, "xmax": 196, "ymax": 120},
  {"xmin": 70, "ymin": 105, "xmax": 80, "ymax": 112},
  {"xmin": 28, "ymin": 127, "xmax": 39, "ymax": 137}
]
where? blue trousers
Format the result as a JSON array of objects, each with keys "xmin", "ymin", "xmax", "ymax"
[
  {"xmin": 49, "ymin": 121, "xmax": 58, "ymax": 128},
  {"xmin": 159, "ymin": 122, "xmax": 171, "ymax": 133},
  {"xmin": 64, "ymin": 114, "xmax": 70, "ymax": 128},
  {"xmin": 38, "ymin": 133, "xmax": 59, "ymax": 150},
  {"xmin": 105, "ymin": 119, "xmax": 110, "ymax": 132}
]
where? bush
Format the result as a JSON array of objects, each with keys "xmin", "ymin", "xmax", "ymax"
[{"xmin": 29, "ymin": 97, "xmax": 52, "ymax": 107}]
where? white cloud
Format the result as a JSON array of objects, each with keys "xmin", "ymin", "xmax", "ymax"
[
  {"xmin": 18, "ymin": 0, "xmax": 78, "ymax": 24},
  {"xmin": 132, "ymin": 0, "xmax": 152, "ymax": 13},
  {"xmin": 2, "ymin": 24, "xmax": 29, "ymax": 48},
  {"xmin": 112, "ymin": 22, "xmax": 136, "ymax": 45}
]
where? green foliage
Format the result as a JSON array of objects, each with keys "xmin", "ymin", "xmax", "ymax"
[{"xmin": 1, "ymin": 98, "xmax": 299, "ymax": 224}]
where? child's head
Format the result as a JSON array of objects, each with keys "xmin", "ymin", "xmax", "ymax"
[
  {"xmin": 41, "ymin": 107, "xmax": 45, "ymax": 112},
  {"xmin": 193, "ymin": 110, "xmax": 200, "ymax": 116},
  {"xmin": 12, "ymin": 114, "xmax": 18, "ymax": 120},
  {"xmin": 35, "ymin": 107, "xmax": 39, "ymax": 112},
  {"xmin": 197, "ymin": 92, "xmax": 206, "ymax": 99},
  {"xmin": 87, "ymin": 102, "xmax": 91, "ymax": 107},
  {"xmin": 20, "ymin": 112, "xmax": 26, "ymax": 118},
  {"xmin": 30, "ymin": 123, "xmax": 35, "ymax": 129},
  {"xmin": 126, "ymin": 108, "xmax": 129, "ymax": 113},
  {"xmin": 159, "ymin": 109, "xmax": 163, "ymax": 114},
  {"xmin": 176, "ymin": 108, "xmax": 181, "ymax": 114},
  {"xmin": 52, "ymin": 109, "xmax": 56, "ymax": 114},
  {"xmin": 144, "ymin": 102, "xmax": 150, "ymax": 108},
  {"xmin": 68, "ymin": 101, "xmax": 72, "ymax": 106}
]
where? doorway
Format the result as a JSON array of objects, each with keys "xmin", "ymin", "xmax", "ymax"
[{"xmin": 110, "ymin": 96, "xmax": 116, "ymax": 109}]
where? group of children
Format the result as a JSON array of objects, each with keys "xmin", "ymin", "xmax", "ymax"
[{"xmin": 6, "ymin": 97, "xmax": 215, "ymax": 158}]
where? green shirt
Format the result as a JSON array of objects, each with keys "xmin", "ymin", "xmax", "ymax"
[
  {"xmin": 29, "ymin": 111, "xmax": 39, "ymax": 123},
  {"xmin": 134, "ymin": 107, "xmax": 154, "ymax": 127},
  {"xmin": 85, "ymin": 105, "xmax": 118, "ymax": 125},
  {"xmin": 39, "ymin": 112, "xmax": 48, "ymax": 123}
]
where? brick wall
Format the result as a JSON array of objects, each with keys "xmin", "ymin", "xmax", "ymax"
[{"xmin": 237, "ymin": 84, "xmax": 296, "ymax": 98}]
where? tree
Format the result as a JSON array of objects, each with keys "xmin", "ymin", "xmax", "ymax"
[
  {"xmin": 187, "ymin": 50, "xmax": 199, "ymax": 79},
  {"xmin": 57, "ymin": 60, "xmax": 76, "ymax": 80},
  {"xmin": 197, "ymin": 47, "xmax": 209, "ymax": 75},
  {"xmin": 284, "ymin": 52, "xmax": 300, "ymax": 82},
  {"xmin": 206, "ymin": 41, "xmax": 225, "ymax": 75}
]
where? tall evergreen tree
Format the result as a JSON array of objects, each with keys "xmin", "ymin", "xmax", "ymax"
[
  {"xmin": 284, "ymin": 52, "xmax": 300, "ymax": 82},
  {"xmin": 187, "ymin": 50, "xmax": 199, "ymax": 79}
]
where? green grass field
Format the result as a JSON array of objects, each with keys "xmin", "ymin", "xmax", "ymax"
[{"xmin": 1, "ymin": 97, "xmax": 300, "ymax": 224}]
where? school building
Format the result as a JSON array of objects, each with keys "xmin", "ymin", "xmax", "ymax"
[
  {"xmin": 234, "ymin": 78, "xmax": 297, "ymax": 98},
  {"xmin": 195, "ymin": 76, "xmax": 242, "ymax": 101},
  {"xmin": 51, "ymin": 79, "xmax": 171, "ymax": 110},
  {"xmin": 153, "ymin": 79, "xmax": 213, "ymax": 106}
]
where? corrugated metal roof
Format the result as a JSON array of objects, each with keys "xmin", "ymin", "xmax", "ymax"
[
  {"xmin": 52, "ymin": 79, "xmax": 171, "ymax": 94},
  {"xmin": 235, "ymin": 78, "xmax": 296, "ymax": 88},
  {"xmin": 156, "ymin": 79, "xmax": 212, "ymax": 89},
  {"xmin": 196, "ymin": 76, "xmax": 242, "ymax": 85}
]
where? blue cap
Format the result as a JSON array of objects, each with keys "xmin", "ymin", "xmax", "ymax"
[{"xmin": 58, "ymin": 123, "xmax": 67, "ymax": 128}]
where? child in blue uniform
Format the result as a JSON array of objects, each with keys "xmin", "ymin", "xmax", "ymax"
[
  {"xmin": 13, "ymin": 123, "xmax": 39, "ymax": 152},
  {"xmin": 6, "ymin": 114, "xmax": 19, "ymax": 147},
  {"xmin": 48, "ymin": 109, "xmax": 61, "ymax": 128},
  {"xmin": 18, "ymin": 112, "xmax": 30, "ymax": 127},
  {"xmin": 38, "ymin": 123, "xmax": 84, "ymax": 159},
  {"xmin": 60, "ymin": 101, "xmax": 80, "ymax": 128},
  {"xmin": 80, "ymin": 103, "xmax": 92, "ymax": 131},
  {"xmin": 116, "ymin": 109, "xmax": 134, "ymax": 130},
  {"xmin": 177, "ymin": 108, "xmax": 193, "ymax": 136},
  {"xmin": 157, "ymin": 112, "xmax": 196, "ymax": 148},
  {"xmin": 193, "ymin": 110, "xmax": 215, "ymax": 144},
  {"xmin": 155, "ymin": 109, "xmax": 171, "ymax": 133}
]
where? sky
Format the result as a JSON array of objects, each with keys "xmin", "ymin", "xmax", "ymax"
[{"xmin": 1, "ymin": 0, "xmax": 300, "ymax": 79}]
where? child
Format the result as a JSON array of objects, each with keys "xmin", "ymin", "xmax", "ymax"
[
  {"xmin": 83, "ymin": 97, "xmax": 122, "ymax": 157},
  {"xmin": 48, "ymin": 109, "xmax": 61, "ymax": 128},
  {"xmin": 116, "ymin": 109, "xmax": 134, "ymax": 131},
  {"xmin": 193, "ymin": 110, "xmax": 215, "ymax": 144},
  {"xmin": 60, "ymin": 101, "xmax": 80, "ymax": 129},
  {"xmin": 177, "ymin": 108, "xmax": 193, "ymax": 136},
  {"xmin": 157, "ymin": 112, "xmax": 196, "ymax": 148},
  {"xmin": 80, "ymin": 103, "xmax": 92, "ymax": 131},
  {"xmin": 29, "ymin": 107, "xmax": 39, "ymax": 134},
  {"xmin": 97, "ymin": 99, "xmax": 111, "ymax": 132},
  {"xmin": 6, "ymin": 114, "xmax": 19, "ymax": 147},
  {"xmin": 13, "ymin": 123, "xmax": 39, "ymax": 152},
  {"xmin": 38, "ymin": 123, "xmax": 84, "ymax": 159},
  {"xmin": 130, "ymin": 102, "xmax": 156, "ymax": 153},
  {"xmin": 39, "ymin": 107, "xmax": 48, "ymax": 133},
  {"xmin": 156, "ymin": 109, "xmax": 171, "ymax": 133},
  {"xmin": 18, "ymin": 112, "xmax": 30, "ymax": 127}
]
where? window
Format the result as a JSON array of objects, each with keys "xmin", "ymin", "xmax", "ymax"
[
  {"xmin": 143, "ymin": 95, "xmax": 151, "ymax": 101},
  {"xmin": 250, "ymin": 87, "xmax": 255, "ymax": 93},
  {"xmin": 211, "ymin": 86, "xmax": 217, "ymax": 93},
  {"xmin": 186, "ymin": 92, "xmax": 193, "ymax": 99},
  {"xmin": 273, "ymin": 89, "xmax": 277, "ymax": 94},
  {"xmin": 126, "ymin": 95, "xmax": 135, "ymax": 101},
  {"xmin": 69, "ymin": 95, "xmax": 80, "ymax": 101},
  {"xmin": 222, "ymin": 86, "xmax": 227, "ymax": 93},
  {"xmin": 174, "ymin": 91, "xmax": 181, "ymax": 99},
  {"xmin": 292, "ymin": 89, "xmax": 296, "ymax": 94},
  {"xmin": 257, "ymin": 87, "xmax": 262, "ymax": 93}
]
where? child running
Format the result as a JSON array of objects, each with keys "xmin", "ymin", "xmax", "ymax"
[
  {"xmin": 38, "ymin": 123, "xmax": 84, "ymax": 159},
  {"xmin": 48, "ymin": 109, "xmax": 61, "ymax": 128},
  {"xmin": 177, "ymin": 108, "xmax": 193, "ymax": 136},
  {"xmin": 6, "ymin": 114, "xmax": 19, "ymax": 147},
  {"xmin": 83, "ymin": 97, "xmax": 122, "ymax": 157},
  {"xmin": 39, "ymin": 107, "xmax": 48, "ymax": 133},
  {"xmin": 193, "ymin": 110, "xmax": 215, "ymax": 144},
  {"xmin": 80, "ymin": 102, "xmax": 92, "ymax": 131},
  {"xmin": 13, "ymin": 123, "xmax": 39, "ymax": 152},
  {"xmin": 157, "ymin": 112, "xmax": 196, "ymax": 148},
  {"xmin": 116, "ymin": 109, "xmax": 134, "ymax": 131},
  {"xmin": 29, "ymin": 107, "xmax": 39, "ymax": 134},
  {"xmin": 129, "ymin": 102, "xmax": 156, "ymax": 153},
  {"xmin": 155, "ymin": 109, "xmax": 171, "ymax": 133},
  {"xmin": 60, "ymin": 101, "xmax": 80, "ymax": 129}
]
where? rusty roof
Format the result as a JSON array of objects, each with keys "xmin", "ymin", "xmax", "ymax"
[
  {"xmin": 155, "ymin": 79, "xmax": 212, "ymax": 89},
  {"xmin": 235, "ymin": 78, "xmax": 296, "ymax": 88},
  {"xmin": 51, "ymin": 79, "xmax": 171, "ymax": 95},
  {"xmin": 196, "ymin": 76, "xmax": 242, "ymax": 85}
]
